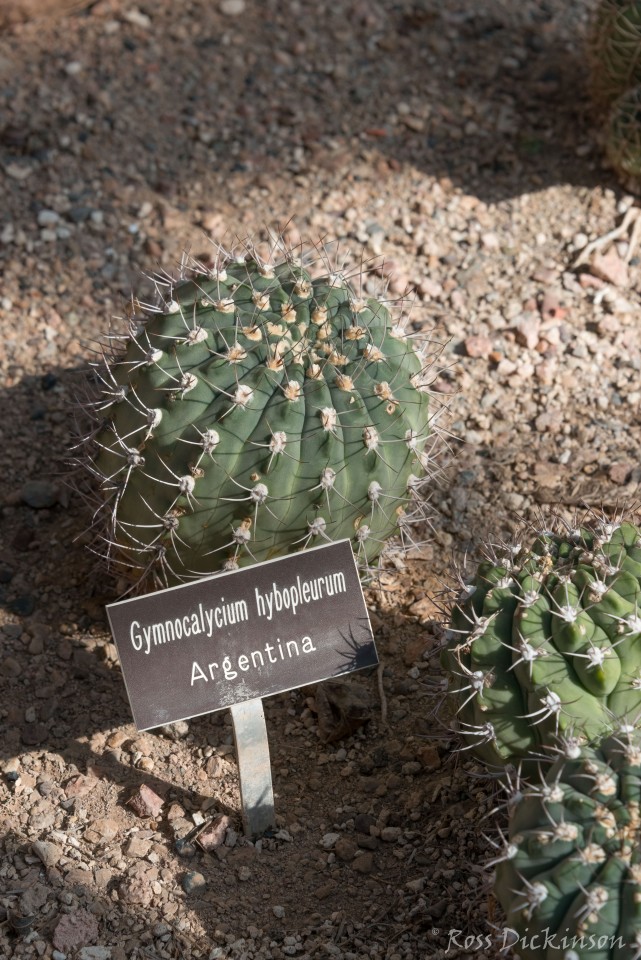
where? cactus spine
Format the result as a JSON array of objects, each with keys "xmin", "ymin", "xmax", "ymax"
[{"xmin": 78, "ymin": 239, "xmax": 435, "ymax": 589}]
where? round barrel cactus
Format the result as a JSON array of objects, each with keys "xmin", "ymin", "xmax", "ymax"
[
  {"xmin": 589, "ymin": 1, "xmax": 641, "ymax": 110},
  {"xmin": 493, "ymin": 728, "xmax": 641, "ymax": 960},
  {"xmin": 441, "ymin": 515, "xmax": 641, "ymax": 769},
  {"xmin": 81, "ymin": 241, "xmax": 434, "ymax": 588}
]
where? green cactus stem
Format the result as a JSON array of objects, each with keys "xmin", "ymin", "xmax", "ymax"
[
  {"xmin": 493, "ymin": 727, "xmax": 641, "ymax": 960},
  {"xmin": 606, "ymin": 85, "xmax": 641, "ymax": 180},
  {"xmin": 76, "ymin": 238, "xmax": 437, "ymax": 590},
  {"xmin": 441, "ymin": 513, "xmax": 641, "ymax": 769},
  {"xmin": 589, "ymin": 1, "xmax": 641, "ymax": 111}
]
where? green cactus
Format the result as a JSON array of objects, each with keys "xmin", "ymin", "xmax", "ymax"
[
  {"xmin": 589, "ymin": 1, "xmax": 641, "ymax": 110},
  {"xmin": 441, "ymin": 514, "xmax": 641, "ymax": 769},
  {"xmin": 589, "ymin": 2, "xmax": 641, "ymax": 183},
  {"xmin": 492, "ymin": 727, "xmax": 641, "ymax": 960},
  {"xmin": 606, "ymin": 85, "xmax": 641, "ymax": 179},
  {"xmin": 80, "ymin": 239, "xmax": 434, "ymax": 589}
]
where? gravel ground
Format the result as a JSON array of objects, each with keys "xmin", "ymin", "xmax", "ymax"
[{"xmin": 1, "ymin": 0, "xmax": 641, "ymax": 958}]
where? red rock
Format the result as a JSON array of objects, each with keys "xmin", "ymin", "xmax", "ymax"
[
  {"xmin": 609, "ymin": 462, "xmax": 633, "ymax": 485},
  {"xmin": 127, "ymin": 783, "xmax": 164, "ymax": 818},
  {"xmin": 53, "ymin": 909, "xmax": 99, "ymax": 952},
  {"xmin": 196, "ymin": 814, "xmax": 232, "ymax": 851},
  {"xmin": 65, "ymin": 774, "xmax": 92, "ymax": 798},
  {"xmin": 590, "ymin": 249, "xmax": 629, "ymax": 287},
  {"xmin": 539, "ymin": 289, "xmax": 567, "ymax": 321},
  {"xmin": 463, "ymin": 335, "xmax": 492, "ymax": 358},
  {"xmin": 578, "ymin": 272, "xmax": 606, "ymax": 289}
]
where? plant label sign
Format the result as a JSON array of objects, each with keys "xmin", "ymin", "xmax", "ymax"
[{"xmin": 106, "ymin": 540, "xmax": 378, "ymax": 731}]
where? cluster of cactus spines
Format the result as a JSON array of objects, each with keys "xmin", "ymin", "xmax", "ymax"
[
  {"xmin": 589, "ymin": 1, "xmax": 641, "ymax": 182},
  {"xmin": 492, "ymin": 727, "xmax": 641, "ymax": 960},
  {"xmin": 76, "ymin": 236, "xmax": 437, "ymax": 589},
  {"xmin": 441, "ymin": 513, "xmax": 641, "ymax": 770}
]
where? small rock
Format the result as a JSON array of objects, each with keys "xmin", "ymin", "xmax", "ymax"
[
  {"xmin": 314, "ymin": 881, "xmax": 337, "ymax": 900},
  {"xmin": 315, "ymin": 681, "xmax": 370, "ymax": 742},
  {"xmin": 20, "ymin": 480, "xmax": 59, "ymax": 508},
  {"xmin": 609, "ymin": 462, "xmax": 633, "ymax": 485},
  {"xmin": 32, "ymin": 840, "xmax": 62, "ymax": 869},
  {"xmin": 21, "ymin": 723, "xmax": 49, "ymax": 745},
  {"xmin": 123, "ymin": 836, "xmax": 151, "ymax": 858},
  {"xmin": 381, "ymin": 826, "xmax": 402, "ymax": 843},
  {"xmin": 220, "ymin": 0, "xmax": 245, "ymax": 12},
  {"xmin": 9, "ymin": 595, "xmax": 36, "ymax": 616},
  {"xmin": 127, "ymin": 783, "xmax": 164, "ymax": 818},
  {"xmin": 1, "ymin": 657, "xmax": 22, "ymax": 678},
  {"xmin": 224, "ymin": 827, "xmax": 239, "ymax": 848},
  {"xmin": 196, "ymin": 814, "xmax": 232, "ymax": 851},
  {"xmin": 119, "ymin": 876, "xmax": 154, "ymax": 905},
  {"xmin": 320, "ymin": 832, "xmax": 340, "ymax": 850},
  {"xmin": 512, "ymin": 314, "xmax": 540, "ymax": 350},
  {"xmin": 352, "ymin": 852, "xmax": 375, "ymax": 874},
  {"xmin": 417, "ymin": 744, "xmax": 441, "ymax": 771},
  {"xmin": 84, "ymin": 818, "xmax": 119, "ymax": 844},
  {"xmin": 237, "ymin": 866, "xmax": 251, "ymax": 881},
  {"xmin": 53, "ymin": 909, "xmax": 99, "ymax": 952},
  {"xmin": 182, "ymin": 871, "xmax": 207, "ymax": 894},
  {"xmin": 334, "ymin": 838, "xmax": 358, "ymax": 862},
  {"xmin": 590, "ymin": 249, "xmax": 629, "ymax": 287},
  {"xmin": 463, "ymin": 335, "xmax": 492, "ymax": 358},
  {"xmin": 157, "ymin": 720, "xmax": 189, "ymax": 740},
  {"xmin": 37, "ymin": 210, "xmax": 59, "ymax": 227},
  {"xmin": 273, "ymin": 905, "xmax": 285, "ymax": 919},
  {"xmin": 65, "ymin": 775, "xmax": 92, "ymax": 798},
  {"xmin": 354, "ymin": 814, "xmax": 376, "ymax": 834},
  {"xmin": 79, "ymin": 949, "xmax": 112, "ymax": 960},
  {"xmin": 539, "ymin": 289, "xmax": 567, "ymax": 321}
]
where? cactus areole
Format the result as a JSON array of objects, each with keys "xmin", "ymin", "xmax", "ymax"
[
  {"xmin": 85, "ymin": 244, "xmax": 433, "ymax": 589},
  {"xmin": 494, "ymin": 730, "xmax": 641, "ymax": 960},
  {"xmin": 442, "ymin": 517, "xmax": 641, "ymax": 769}
]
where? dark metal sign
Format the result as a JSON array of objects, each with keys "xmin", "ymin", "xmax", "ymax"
[{"xmin": 106, "ymin": 540, "xmax": 377, "ymax": 731}]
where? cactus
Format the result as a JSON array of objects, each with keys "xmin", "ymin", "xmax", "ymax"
[
  {"xmin": 606, "ymin": 85, "xmax": 641, "ymax": 179},
  {"xmin": 492, "ymin": 727, "xmax": 641, "ymax": 960},
  {"xmin": 589, "ymin": 2, "xmax": 641, "ymax": 183},
  {"xmin": 441, "ymin": 513, "xmax": 641, "ymax": 770},
  {"xmin": 589, "ymin": 1, "xmax": 641, "ymax": 111},
  {"xmin": 77, "ymin": 238, "xmax": 435, "ymax": 589}
]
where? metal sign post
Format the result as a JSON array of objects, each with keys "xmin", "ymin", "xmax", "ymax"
[{"xmin": 230, "ymin": 698, "xmax": 275, "ymax": 836}]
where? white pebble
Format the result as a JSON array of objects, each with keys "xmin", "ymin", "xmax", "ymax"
[
  {"xmin": 572, "ymin": 232, "xmax": 588, "ymax": 251},
  {"xmin": 320, "ymin": 832, "xmax": 340, "ymax": 849},
  {"xmin": 273, "ymin": 905, "xmax": 286, "ymax": 919},
  {"xmin": 220, "ymin": 0, "xmax": 246, "ymax": 12},
  {"xmin": 37, "ymin": 210, "xmax": 59, "ymax": 226}
]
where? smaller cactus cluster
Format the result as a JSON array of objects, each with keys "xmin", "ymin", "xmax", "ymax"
[
  {"xmin": 494, "ymin": 728, "xmax": 641, "ymax": 960},
  {"xmin": 589, "ymin": 1, "xmax": 641, "ymax": 182},
  {"xmin": 442, "ymin": 515, "xmax": 641, "ymax": 770},
  {"xmin": 440, "ymin": 510, "xmax": 641, "ymax": 957},
  {"xmin": 77, "ymin": 237, "xmax": 437, "ymax": 589}
]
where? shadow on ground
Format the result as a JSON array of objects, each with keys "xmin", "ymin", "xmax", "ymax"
[{"xmin": 0, "ymin": 0, "xmax": 608, "ymax": 221}]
